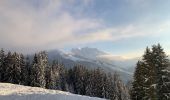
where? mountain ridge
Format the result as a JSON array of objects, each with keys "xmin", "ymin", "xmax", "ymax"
[{"xmin": 45, "ymin": 47, "xmax": 137, "ymax": 83}]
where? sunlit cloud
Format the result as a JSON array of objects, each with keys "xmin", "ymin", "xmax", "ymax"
[
  {"xmin": 0, "ymin": 0, "xmax": 102, "ymax": 53},
  {"xmin": 0, "ymin": 0, "xmax": 170, "ymax": 55}
]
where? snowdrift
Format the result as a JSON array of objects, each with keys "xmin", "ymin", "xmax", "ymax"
[{"xmin": 0, "ymin": 83, "xmax": 105, "ymax": 100}]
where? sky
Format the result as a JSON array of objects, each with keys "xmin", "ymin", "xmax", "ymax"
[{"xmin": 0, "ymin": 0, "xmax": 170, "ymax": 58}]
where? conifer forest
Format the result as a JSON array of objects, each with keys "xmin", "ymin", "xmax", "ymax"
[{"xmin": 0, "ymin": 44, "xmax": 170, "ymax": 100}]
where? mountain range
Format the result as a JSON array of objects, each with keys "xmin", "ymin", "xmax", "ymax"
[{"xmin": 45, "ymin": 47, "xmax": 138, "ymax": 83}]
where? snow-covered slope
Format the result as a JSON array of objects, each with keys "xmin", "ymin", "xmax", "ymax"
[
  {"xmin": 71, "ymin": 47, "xmax": 106, "ymax": 60},
  {"xmin": 0, "ymin": 83, "xmax": 105, "ymax": 100},
  {"xmin": 68, "ymin": 47, "xmax": 137, "ymax": 69},
  {"xmin": 67, "ymin": 47, "xmax": 136, "ymax": 81}
]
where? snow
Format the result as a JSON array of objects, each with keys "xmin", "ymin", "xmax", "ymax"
[
  {"xmin": 144, "ymin": 78, "xmax": 148, "ymax": 82},
  {"xmin": 162, "ymin": 69, "xmax": 170, "ymax": 73},
  {"xmin": 0, "ymin": 83, "xmax": 105, "ymax": 100},
  {"xmin": 71, "ymin": 47, "xmax": 106, "ymax": 60},
  {"xmin": 151, "ymin": 84, "xmax": 157, "ymax": 88},
  {"xmin": 63, "ymin": 53, "xmax": 86, "ymax": 61}
]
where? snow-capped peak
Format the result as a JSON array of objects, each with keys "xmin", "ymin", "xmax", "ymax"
[{"xmin": 71, "ymin": 47, "xmax": 106, "ymax": 60}]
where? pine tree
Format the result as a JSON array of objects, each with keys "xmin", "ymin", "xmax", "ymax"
[
  {"xmin": 152, "ymin": 44, "xmax": 170, "ymax": 100},
  {"xmin": 84, "ymin": 69, "xmax": 93, "ymax": 96},
  {"xmin": 37, "ymin": 51, "xmax": 47, "ymax": 88},
  {"xmin": 91, "ymin": 68, "xmax": 104, "ymax": 98},
  {"xmin": 66, "ymin": 68, "xmax": 74, "ymax": 92},
  {"xmin": 131, "ymin": 47, "xmax": 156, "ymax": 100},
  {"xmin": 30, "ymin": 54, "xmax": 38, "ymax": 87},
  {"xmin": 20, "ymin": 54, "xmax": 28, "ymax": 85},
  {"xmin": 131, "ymin": 44, "xmax": 170, "ymax": 100},
  {"xmin": 58, "ymin": 63, "xmax": 66, "ymax": 91},
  {"xmin": 12, "ymin": 52, "xmax": 22, "ymax": 84},
  {"xmin": 25, "ymin": 56, "xmax": 31, "ymax": 86},
  {"xmin": 0, "ymin": 48, "xmax": 5, "ymax": 81},
  {"xmin": 74, "ymin": 65, "xmax": 87, "ymax": 95},
  {"xmin": 45, "ymin": 66, "xmax": 56, "ymax": 89},
  {"xmin": 3, "ymin": 52, "xmax": 13, "ymax": 83},
  {"xmin": 131, "ymin": 61, "xmax": 146, "ymax": 100},
  {"xmin": 30, "ymin": 52, "xmax": 47, "ymax": 88},
  {"xmin": 51, "ymin": 60, "xmax": 60, "ymax": 90},
  {"xmin": 105, "ymin": 73, "xmax": 117, "ymax": 100}
]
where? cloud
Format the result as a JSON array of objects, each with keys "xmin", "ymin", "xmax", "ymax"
[
  {"xmin": 125, "ymin": 0, "xmax": 151, "ymax": 7},
  {"xmin": 88, "ymin": 19, "xmax": 170, "ymax": 44},
  {"xmin": 0, "ymin": 0, "xmax": 170, "ymax": 54},
  {"xmin": 0, "ymin": 0, "xmax": 103, "ymax": 53}
]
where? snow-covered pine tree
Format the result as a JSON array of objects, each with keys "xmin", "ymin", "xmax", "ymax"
[
  {"xmin": 30, "ymin": 54, "xmax": 38, "ymax": 87},
  {"xmin": 82, "ymin": 67, "xmax": 90, "ymax": 95},
  {"xmin": 131, "ymin": 44, "xmax": 170, "ymax": 100},
  {"xmin": 19, "ymin": 54, "xmax": 28, "ymax": 85},
  {"xmin": 30, "ymin": 52, "xmax": 47, "ymax": 88},
  {"xmin": 92, "ymin": 68, "xmax": 104, "ymax": 98},
  {"xmin": 70, "ymin": 65, "xmax": 79, "ymax": 94},
  {"xmin": 85, "ymin": 70, "xmax": 93, "ymax": 96},
  {"xmin": 74, "ymin": 65, "xmax": 87, "ymax": 95},
  {"xmin": 45, "ymin": 66, "xmax": 56, "ymax": 89},
  {"xmin": 3, "ymin": 52, "xmax": 14, "ymax": 83},
  {"xmin": 0, "ymin": 48, "xmax": 5, "ymax": 81},
  {"xmin": 152, "ymin": 44, "xmax": 170, "ymax": 100},
  {"xmin": 66, "ymin": 67, "xmax": 74, "ymax": 92},
  {"xmin": 25, "ymin": 56, "xmax": 31, "ymax": 86},
  {"xmin": 105, "ymin": 73, "xmax": 117, "ymax": 100},
  {"xmin": 46, "ymin": 60, "xmax": 64, "ymax": 90},
  {"xmin": 57, "ymin": 62, "xmax": 66, "ymax": 91},
  {"xmin": 131, "ymin": 46, "xmax": 157, "ymax": 100},
  {"xmin": 37, "ymin": 51, "xmax": 47, "ymax": 88},
  {"xmin": 131, "ymin": 61, "xmax": 146, "ymax": 100},
  {"xmin": 45, "ymin": 66, "xmax": 50, "ymax": 89},
  {"xmin": 113, "ymin": 72, "xmax": 130, "ymax": 100},
  {"xmin": 142, "ymin": 46, "xmax": 157, "ymax": 99},
  {"xmin": 51, "ymin": 60, "xmax": 60, "ymax": 90},
  {"xmin": 12, "ymin": 52, "xmax": 22, "ymax": 84}
]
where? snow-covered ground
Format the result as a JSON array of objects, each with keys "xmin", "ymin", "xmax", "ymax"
[{"xmin": 0, "ymin": 83, "xmax": 105, "ymax": 100}]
